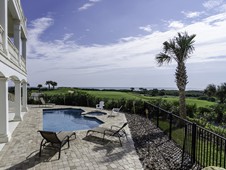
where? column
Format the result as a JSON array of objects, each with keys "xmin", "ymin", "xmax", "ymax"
[
  {"xmin": 14, "ymin": 80, "xmax": 22, "ymax": 121},
  {"xmin": 0, "ymin": 0, "xmax": 8, "ymax": 55},
  {"xmin": 14, "ymin": 20, "xmax": 21, "ymax": 64},
  {"xmin": 22, "ymin": 82, "xmax": 28, "ymax": 112},
  {"xmin": 0, "ymin": 26, "xmax": 4, "ymax": 51},
  {"xmin": 22, "ymin": 38, "xmax": 26, "ymax": 61},
  {"xmin": 0, "ymin": 77, "xmax": 10, "ymax": 143}
]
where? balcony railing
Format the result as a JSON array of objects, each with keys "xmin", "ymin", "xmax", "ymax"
[
  {"xmin": 1, "ymin": 37, "xmax": 27, "ymax": 73},
  {"xmin": 8, "ymin": 37, "xmax": 20, "ymax": 65}
]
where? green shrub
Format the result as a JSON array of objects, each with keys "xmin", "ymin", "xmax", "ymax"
[
  {"xmin": 197, "ymin": 96, "xmax": 208, "ymax": 101},
  {"xmin": 186, "ymin": 104, "xmax": 197, "ymax": 118}
]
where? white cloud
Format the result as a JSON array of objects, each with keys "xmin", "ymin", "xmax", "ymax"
[
  {"xmin": 168, "ymin": 21, "xmax": 184, "ymax": 29},
  {"xmin": 78, "ymin": 3, "xmax": 94, "ymax": 11},
  {"xmin": 202, "ymin": 12, "xmax": 226, "ymax": 24},
  {"xmin": 62, "ymin": 33, "xmax": 74, "ymax": 41},
  {"xmin": 78, "ymin": 0, "xmax": 101, "ymax": 11},
  {"xmin": 139, "ymin": 25, "xmax": 152, "ymax": 33},
  {"xmin": 182, "ymin": 11, "xmax": 203, "ymax": 18},
  {"xmin": 29, "ymin": 17, "xmax": 53, "ymax": 37},
  {"xmin": 203, "ymin": 0, "xmax": 223, "ymax": 10}
]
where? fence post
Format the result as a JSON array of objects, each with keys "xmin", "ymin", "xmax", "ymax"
[
  {"xmin": 191, "ymin": 123, "xmax": 197, "ymax": 164},
  {"xmin": 157, "ymin": 107, "xmax": 159, "ymax": 128},
  {"xmin": 169, "ymin": 113, "xmax": 172, "ymax": 140},
  {"xmin": 133, "ymin": 101, "xmax": 136, "ymax": 114}
]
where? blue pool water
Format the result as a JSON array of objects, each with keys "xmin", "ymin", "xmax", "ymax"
[
  {"xmin": 86, "ymin": 111, "xmax": 107, "ymax": 116},
  {"xmin": 43, "ymin": 108, "xmax": 103, "ymax": 132}
]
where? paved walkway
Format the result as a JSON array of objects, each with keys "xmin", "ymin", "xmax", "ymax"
[{"xmin": 0, "ymin": 105, "xmax": 143, "ymax": 170}]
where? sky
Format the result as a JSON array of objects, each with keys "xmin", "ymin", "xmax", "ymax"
[{"xmin": 21, "ymin": 0, "xmax": 226, "ymax": 90}]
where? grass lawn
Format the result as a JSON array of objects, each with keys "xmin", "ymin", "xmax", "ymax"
[
  {"xmin": 40, "ymin": 87, "xmax": 78, "ymax": 95},
  {"xmin": 157, "ymin": 119, "xmax": 225, "ymax": 167},
  {"xmin": 40, "ymin": 88, "xmax": 215, "ymax": 108},
  {"xmin": 84, "ymin": 91, "xmax": 140, "ymax": 100},
  {"xmin": 84, "ymin": 91, "xmax": 215, "ymax": 108},
  {"xmin": 152, "ymin": 96, "xmax": 215, "ymax": 108}
]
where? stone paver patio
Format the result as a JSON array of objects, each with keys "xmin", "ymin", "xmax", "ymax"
[{"xmin": 0, "ymin": 105, "xmax": 143, "ymax": 170}]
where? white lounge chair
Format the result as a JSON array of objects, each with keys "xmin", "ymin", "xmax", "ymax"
[
  {"xmin": 40, "ymin": 97, "xmax": 55, "ymax": 108},
  {"xmin": 96, "ymin": 101, "xmax": 104, "ymax": 110},
  {"xmin": 110, "ymin": 106, "xmax": 122, "ymax": 117}
]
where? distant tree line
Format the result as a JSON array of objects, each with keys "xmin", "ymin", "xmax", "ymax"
[{"xmin": 36, "ymin": 80, "xmax": 58, "ymax": 92}]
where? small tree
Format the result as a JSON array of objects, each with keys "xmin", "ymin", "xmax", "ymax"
[
  {"xmin": 151, "ymin": 88, "xmax": 159, "ymax": 96},
  {"xmin": 130, "ymin": 87, "xmax": 135, "ymax": 92},
  {"xmin": 37, "ymin": 84, "xmax": 42, "ymax": 92},
  {"xmin": 211, "ymin": 104, "xmax": 226, "ymax": 124},
  {"xmin": 216, "ymin": 83, "xmax": 226, "ymax": 104},
  {"xmin": 204, "ymin": 84, "xmax": 216, "ymax": 98}
]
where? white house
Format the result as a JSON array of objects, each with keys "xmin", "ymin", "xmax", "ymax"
[{"xmin": 0, "ymin": 0, "xmax": 28, "ymax": 143}]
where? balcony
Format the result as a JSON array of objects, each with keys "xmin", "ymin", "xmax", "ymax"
[{"xmin": 0, "ymin": 27, "xmax": 26, "ymax": 75}]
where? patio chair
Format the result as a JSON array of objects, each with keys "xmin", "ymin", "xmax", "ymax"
[
  {"xmin": 39, "ymin": 97, "xmax": 55, "ymax": 108},
  {"xmin": 109, "ymin": 105, "xmax": 123, "ymax": 117},
  {"xmin": 96, "ymin": 101, "xmax": 104, "ymax": 110},
  {"xmin": 38, "ymin": 130, "xmax": 76, "ymax": 159},
  {"xmin": 86, "ymin": 123, "xmax": 128, "ymax": 146}
]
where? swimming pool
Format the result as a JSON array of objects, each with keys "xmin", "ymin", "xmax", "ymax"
[
  {"xmin": 85, "ymin": 111, "xmax": 107, "ymax": 116},
  {"xmin": 43, "ymin": 108, "xmax": 103, "ymax": 132}
]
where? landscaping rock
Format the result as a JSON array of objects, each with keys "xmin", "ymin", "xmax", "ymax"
[{"xmin": 125, "ymin": 113, "xmax": 193, "ymax": 170}]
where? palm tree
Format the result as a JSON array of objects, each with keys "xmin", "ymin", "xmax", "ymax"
[
  {"xmin": 51, "ymin": 81, "xmax": 58, "ymax": 89},
  {"xmin": 45, "ymin": 81, "xmax": 52, "ymax": 90},
  {"xmin": 156, "ymin": 32, "xmax": 196, "ymax": 118}
]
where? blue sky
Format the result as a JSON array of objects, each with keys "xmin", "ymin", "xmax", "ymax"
[{"xmin": 21, "ymin": 0, "xmax": 226, "ymax": 89}]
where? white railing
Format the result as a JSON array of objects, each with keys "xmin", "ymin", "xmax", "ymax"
[
  {"xmin": 8, "ymin": 37, "xmax": 20, "ymax": 66},
  {"xmin": 7, "ymin": 38, "xmax": 27, "ymax": 73},
  {"xmin": 0, "ymin": 25, "xmax": 3, "ymax": 51}
]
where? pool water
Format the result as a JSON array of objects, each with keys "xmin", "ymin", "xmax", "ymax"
[
  {"xmin": 43, "ymin": 108, "xmax": 103, "ymax": 132},
  {"xmin": 86, "ymin": 111, "xmax": 107, "ymax": 116}
]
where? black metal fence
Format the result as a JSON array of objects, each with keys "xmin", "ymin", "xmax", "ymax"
[{"xmin": 146, "ymin": 102, "xmax": 226, "ymax": 169}]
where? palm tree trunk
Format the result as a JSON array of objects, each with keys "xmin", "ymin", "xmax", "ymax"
[
  {"xmin": 176, "ymin": 62, "xmax": 188, "ymax": 118},
  {"xmin": 179, "ymin": 89, "xmax": 186, "ymax": 119}
]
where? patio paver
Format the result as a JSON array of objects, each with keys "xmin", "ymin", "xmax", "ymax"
[{"xmin": 0, "ymin": 105, "xmax": 143, "ymax": 170}]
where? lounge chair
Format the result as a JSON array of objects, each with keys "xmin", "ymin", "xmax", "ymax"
[
  {"xmin": 38, "ymin": 130, "xmax": 76, "ymax": 159},
  {"xmin": 86, "ymin": 123, "xmax": 128, "ymax": 146},
  {"xmin": 96, "ymin": 101, "xmax": 104, "ymax": 110},
  {"xmin": 40, "ymin": 97, "xmax": 55, "ymax": 108},
  {"xmin": 109, "ymin": 105, "xmax": 123, "ymax": 117}
]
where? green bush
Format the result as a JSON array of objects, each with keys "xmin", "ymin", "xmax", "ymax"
[
  {"xmin": 198, "ymin": 96, "xmax": 208, "ymax": 100},
  {"xmin": 186, "ymin": 104, "xmax": 197, "ymax": 118}
]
